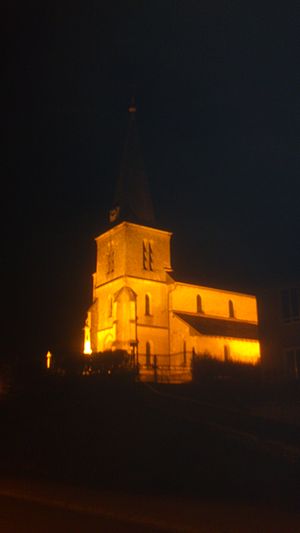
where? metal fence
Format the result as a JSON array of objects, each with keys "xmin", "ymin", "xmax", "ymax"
[{"xmin": 136, "ymin": 351, "xmax": 193, "ymax": 383}]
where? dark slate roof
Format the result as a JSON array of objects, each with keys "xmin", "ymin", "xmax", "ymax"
[
  {"xmin": 108, "ymin": 100, "xmax": 156, "ymax": 227},
  {"xmin": 175, "ymin": 312, "xmax": 259, "ymax": 340}
]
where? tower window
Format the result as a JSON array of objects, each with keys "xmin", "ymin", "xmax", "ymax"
[
  {"xmin": 142, "ymin": 240, "xmax": 153, "ymax": 271},
  {"xmin": 229, "ymin": 300, "xmax": 235, "ymax": 318},
  {"xmin": 143, "ymin": 241, "xmax": 147, "ymax": 270},
  {"xmin": 107, "ymin": 243, "xmax": 114, "ymax": 274},
  {"xmin": 196, "ymin": 294, "xmax": 203, "ymax": 313},
  {"xmin": 145, "ymin": 294, "xmax": 151, "ymax": 316},
  {"xmin": 149, "ymin": 242, "xmax": 153, "ymax": 271}
]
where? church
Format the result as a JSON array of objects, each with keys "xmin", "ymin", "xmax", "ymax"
[{"xmin": 84, "ymin": 102, "xmax": 260, "ymax": 382}]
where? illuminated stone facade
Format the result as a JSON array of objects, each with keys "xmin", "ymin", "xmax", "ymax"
[
  {"xmin": 85, "ymin": 103, "xmax": 260, "ymax": 382},
  {"xmin": 86, "ymin": 219, "xmax": 260, "ymax": 382}
]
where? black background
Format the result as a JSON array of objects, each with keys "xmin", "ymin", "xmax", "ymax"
[{"xmin": 3, "ymin": 0, "xmax": 299, "ymax": 359}]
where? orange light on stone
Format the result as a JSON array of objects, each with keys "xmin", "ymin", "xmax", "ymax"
[
  {"xmin": 84, "ymin": 339, "xmax": 92, "ymax": 355},
  {"xmin": 83, "ymin": 313, "xmax": 92, "ymax": 355}
]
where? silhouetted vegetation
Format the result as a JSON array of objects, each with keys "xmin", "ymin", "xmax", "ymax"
[
  {"xmin": 191, "ymin": 352, "xmax": 261, "ymax": 383},
  {"xmin": 52, "ymin": 349, "xmax": 136, "ymax": 381},
  {"xmin": 83, "ymin": 350, "xmax": 136, "ymax": 380}
]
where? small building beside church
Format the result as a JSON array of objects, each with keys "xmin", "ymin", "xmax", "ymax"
[
  {"xmin": 258, "ymin": 284, "xmax": 300, "ymax": 380},
  {"xmin": 84, "ymin": 102, "xmax": 260, "ymax": 382}
]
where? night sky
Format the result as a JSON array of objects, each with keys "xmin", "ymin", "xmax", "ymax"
[{"xmin": 3, "ymin": 1, "xmax": 299, "ymax": 360}]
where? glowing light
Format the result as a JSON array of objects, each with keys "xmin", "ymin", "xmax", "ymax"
[
  {"xmin": 46, "ymin": 350, "xmax": 52, "ymax": 369},
  {"xmin": 83, "ymin": 313, "xmax": 92, "ymax": 355},
  {"xmin": 84, "ymin": 339, "xmax": 92, "ymax": 355}
]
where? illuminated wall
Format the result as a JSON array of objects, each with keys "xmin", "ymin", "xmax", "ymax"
[
  {"xmin": 91, "ymin": 222, "xmax": 171, "ymax": 356},
  {"xmin": 171, "ymin": 314, "xmax": 260, "ymax": 365},
  {"xmin": 86, "ymin": 220, "xmax": 261, "ymax": 382},
  {"xmin": 169, "ymin": 281, "xmax": 260, "ymax": 367},
  {"xmin": 94, "ymin": 222, "xmax": 172, "ymax": 286},
  {"xmin": 170, "ymin": 282, "xmax": 258, "ymax": 322}
]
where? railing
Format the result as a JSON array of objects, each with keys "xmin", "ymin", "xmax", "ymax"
[{"xmin": 136, "ymin": 351, "xmax": 193, "ymax": 383}]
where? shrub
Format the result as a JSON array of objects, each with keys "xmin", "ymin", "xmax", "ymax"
[{"xmin": 192, "ymin": 352, "xmax": 260, "ymax": 383}]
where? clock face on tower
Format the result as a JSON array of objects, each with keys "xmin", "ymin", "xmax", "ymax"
[{"xmin": 109, "ymin": 205, "xmax": 120, "ymax": 223}]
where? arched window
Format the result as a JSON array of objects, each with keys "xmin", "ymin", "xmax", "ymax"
[
  {"xmin": 142, "ymin": 241, "xmax": 147, "ymax": 270},
  {"xmin": 142, "ymin": 240, "xmax": 153, "ymax": 271},
  {"xmin": 146, "ymin": 342, "xmax": 151, "ymax": 367},
  {"xmin": 149, "ymin": 242, "xmax": 153, "ymax": 271},
  {"xmin": 183, "ymin": 340, "xmax": 187, "ymax": 366},
  {"xmin": 224, "ymin": 345, "xmax": 230, "ymax": 362},
  {"xmin": 145, "ymin": 294, "xmax": 151, "ymax": 316},
  {"xmin": 229, "ymin": 299, "xmax": 235, "ymax": 318},
  {"xmin": 197, "ymin": 294, "xmax": 202, "ymax": 313},
  {"xmin": 107, "ymin": 243, "xmax": 114, "ymax": 274}
]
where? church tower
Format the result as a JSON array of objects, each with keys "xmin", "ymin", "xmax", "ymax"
[
  {"xmin": 85, "ymin": 100, "xmax": 260, "ymax": 382},
  {"xmin": 87, "ymin": 101, "xmax": 172, "ymax": 366}
]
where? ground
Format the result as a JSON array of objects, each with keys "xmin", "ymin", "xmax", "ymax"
[{"xmin": 0, "ymin": 374, "xmax": 299, "ymax": 531}]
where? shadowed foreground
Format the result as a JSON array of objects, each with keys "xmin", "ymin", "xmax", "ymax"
[
  {"xmin": 0, "ymin": 494, "xmax": 165, "ymax": 533},
  {"xmin": 1, "ymin": 376, "xmax": 299, "ymax": 531},
  {"xmin": 0, "ymin": 480, "xmax": 299, "ymax": 533}
]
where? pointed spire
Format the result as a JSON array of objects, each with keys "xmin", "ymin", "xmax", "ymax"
[{"xmin": 109, "ymin": 99, "xmax": 156, "ymax": 227}]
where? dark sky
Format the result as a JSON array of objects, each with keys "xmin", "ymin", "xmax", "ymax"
[{"xmin": 3, "ymin": 1, "xmax": 299, "ymax": 358}]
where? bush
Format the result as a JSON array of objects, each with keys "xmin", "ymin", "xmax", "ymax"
[
  {"xmin": 83, "ymin": 349, "xmax": 135, "ymax": 377},
  {"xmin": 50, "ymin": 349, "xmax": 136, "ymax": 381},
  {"xmin": 52, "ymin": 351, "xmax": 85, "ymax": 376},
  {"xmin": 192, "ymin": 352, "xmax": 260, "ymax": 383}
]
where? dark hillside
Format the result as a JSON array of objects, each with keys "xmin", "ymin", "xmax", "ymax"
[{"xmin": 1, "ymin": 376, "xmax": 299, "ymax": 513}]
